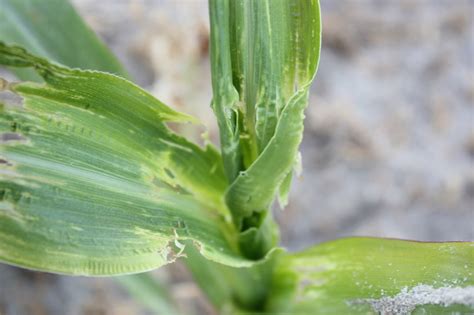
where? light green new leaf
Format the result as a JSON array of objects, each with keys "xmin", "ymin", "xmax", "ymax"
[
  {"xmin": 0, "ymin": 42, "xmax": 257, "ymax": 275},
  {"xmin": 0, "ymin": 0, "xmax": 129, "ymax": 80},
  {"xmin": 267, "ymin": 238, "xmax": 474, "ymax": 314},
  {"xmin": 210, "ymin": 0, "xmax": 321, "ymax": 230}
]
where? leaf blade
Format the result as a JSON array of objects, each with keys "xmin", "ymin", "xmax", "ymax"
[
  {"xmin": 267, "ymin": 237, "xmax": 474, "ymax": 314},
  {"xmin": 0, "ymin": 0, "xmax": 129, "ymax": 79},
  {"xmin": 0, "ymin": 42, "xmax": 252, "ymax": 275}
]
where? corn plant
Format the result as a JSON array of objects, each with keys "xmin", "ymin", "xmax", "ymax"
[{"xmin": 0, "ymin": 0, "xmax": 472, "ymax": 314}]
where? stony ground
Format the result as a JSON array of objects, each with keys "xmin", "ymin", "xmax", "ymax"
[{"xmin": 1, "ymin": 0, "xmax": 473, "ymax": 314}]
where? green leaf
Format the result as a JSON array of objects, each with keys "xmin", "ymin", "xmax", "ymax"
[
  {"xmin": 209, "ymin": 0, "xmax": 321, "ymax": 259},
  {"xmin": 210, "ymin": 0, "xmax": 321, "ymax": 181},
  {"xmin": 117, "ymin": 273, "xmax": 180, "ymax": 315},
  {"xmin": 209, "ymin": 0, "xmax": 241, "ymax": 183},
  {"xmin": 0, "ymin": 0, "xmax": 129, "ymax": 80},
  {"xmin": 267, "ymin": 237, "xmax": 474, "ymax": 314},
  {"xmin": 0, "ymin": 42, "xmax": 257, "ymax": 275},
  {"xmin": 210, "ymin": 0, "xmax": 321, "ymax": 220}
]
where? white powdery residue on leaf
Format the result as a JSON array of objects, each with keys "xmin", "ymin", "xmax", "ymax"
[{"xmin": 350, "ymin": 285, "xmax": 474, "ymax": 315}]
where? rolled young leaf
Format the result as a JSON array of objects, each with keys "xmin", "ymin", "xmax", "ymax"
[
  {"xmin": 209, "ymin": 0, "xmax": 321, "ymax": 259},
  {"xmin": 0, "ymin": 0, "xmax": 129, "ymax": 80},
  {"xmin": 266, "ymin": 237, "xmax": 474, "ymax": 314},
  {"xmin": 0, "ymin": 42, "xmax": 259, "ymax": 275},
  {"xmin": 224, "ymin": 0, "xmax": 321, "ymax": 225}
]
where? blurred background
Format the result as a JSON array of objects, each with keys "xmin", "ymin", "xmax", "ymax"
[{"xmin": 0, "ymin": 0, "xmax": 473, "ymax": 314}]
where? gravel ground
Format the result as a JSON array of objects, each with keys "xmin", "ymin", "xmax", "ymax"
[{"xmin": 0, "ymin": 0, "xmax": 473, "ymax": 314}]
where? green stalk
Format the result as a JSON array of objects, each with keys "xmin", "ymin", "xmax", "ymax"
[{"xmin": 183, "ymin": 244, "xmax": 280, "ymax": 313}]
